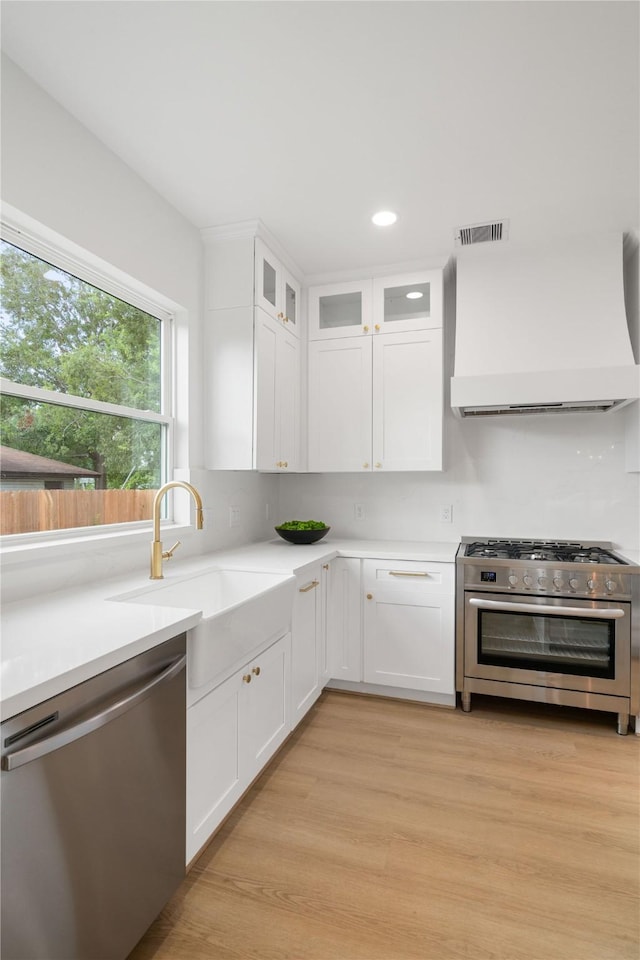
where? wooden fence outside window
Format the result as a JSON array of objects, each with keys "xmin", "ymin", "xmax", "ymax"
[{"xmin": 0, "ymin": 489, "xmax": 157, "ymax": 535}]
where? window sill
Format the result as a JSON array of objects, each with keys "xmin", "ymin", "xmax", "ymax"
[{"xmin": 0, "ymin": 522, "xmax": 194, "ymax": 568}]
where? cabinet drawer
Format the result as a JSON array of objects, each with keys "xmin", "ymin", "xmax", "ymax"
[{"xmin": 362, "ymin": 559, "xmax": 454, "ymax": 594}]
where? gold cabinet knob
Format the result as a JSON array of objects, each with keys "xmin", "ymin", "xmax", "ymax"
[
  {"xmin": 283, "ymin": 316, "xmax": 289, "ymax": 322},
  {"xmin": 282, "ymin": 461, "xmax": 288, "ymax": 468},
  {"xmin": 367, "ymin": 593, "xmax": 373, "ymax": 600},
  {"xmin": 323, "ymin": 563, "xmax": 329, "ymax": 570},
  {"xmin": 243, "ymin": 674, "xmax": 252, "ymax": 684},
  {"xmin": 374, "ymin": 324, "xmax": 380, "ymax": 331},
  {"xmin": 277, "ymin": 312, "xmax": 284, "ymax": 319},
  {"xmin": 363, "ymin": 325, "xmax": 369, "ymax": 333},
  {"xmin": 252, "ymin": 666, "xmax": 261, "ymax": 677},
  {"xmin": 375, "ymin": 462, "xmax": 382, "ymax": 469}
]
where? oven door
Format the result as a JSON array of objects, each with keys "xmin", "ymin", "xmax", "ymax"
[{"xmin": 464, "ymin": 592, "xmax": 631, "ymax": 696}]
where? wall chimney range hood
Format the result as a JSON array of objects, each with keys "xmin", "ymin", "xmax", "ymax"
[{"xmin": 450, "ymin": 234, "xmax": 640, "ymax": 417}]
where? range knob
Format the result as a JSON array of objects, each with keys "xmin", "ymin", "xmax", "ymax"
[
  {"xmin": 537, "ymin": 576, "xmax": 548, "ymax": 588},
  {"xmin": 587, "ymin": 578, "xmax": 596, "ymax": 591},
  {"xmin": 522, "ymin": 574, "xmax": 533, "ymax": 587},
  {"xmin": 605, "ymin": 579, "xmax": 617, "ymax": 593},
  {"xmin": 553, "ymin": 577, "xmax": 564, "ymax": 590},
  {"xmin": 508, "ymin": 574, "xmax": 518, "ymax": 586},
  {"xmin": 568, "ymin": 578, "xmax": 579, "ymax": 591}
]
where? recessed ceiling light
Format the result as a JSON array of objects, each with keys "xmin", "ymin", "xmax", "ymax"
[
  {"xmin": 406, "ymin": 291, "xmax": 423, "ymax": 300},
  {"xmin": 372, "ymin": 210, "xmax": 397, "ymax": 227}
]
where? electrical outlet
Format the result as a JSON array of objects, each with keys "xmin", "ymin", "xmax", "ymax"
[
  {"xmin": 354, "ymin": 503, "xmax": 365, "ymax": 520},
  {"xmin": 439, "ymin": 504, "xmax": 453, "ymax": 523},
  {"xmin": 228, "ymin": 506, "xmax": 240, "ymax": 528}
]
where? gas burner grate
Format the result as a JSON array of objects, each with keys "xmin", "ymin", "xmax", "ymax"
[{"xmin": 464, "ymin": 539, "xmax": 626, "ymax": 565}]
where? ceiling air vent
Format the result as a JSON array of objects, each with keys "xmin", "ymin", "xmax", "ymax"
[{"xmin": 455, "ymin": 219, "xmax": 509, "ymax": 247}]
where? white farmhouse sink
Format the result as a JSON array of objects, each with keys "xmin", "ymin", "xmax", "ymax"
[{"xmin": 115, "ymin": 568, "xmax": 296, "ymax": 688}]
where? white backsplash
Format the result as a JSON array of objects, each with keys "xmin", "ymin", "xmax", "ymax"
[{"xmin": 278, "ymin": 408, "xmax": 639, "ymax": 551}]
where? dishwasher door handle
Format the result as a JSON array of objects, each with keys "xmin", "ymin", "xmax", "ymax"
[{"xmin": 2, "ymin": 654, "xmax": 186, "ymax": 772}]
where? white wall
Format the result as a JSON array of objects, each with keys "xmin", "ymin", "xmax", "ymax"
[
  {"xmin": 278, "ymin": 407, "xmax": 638, "ymax": 552},
  {"xmin": 0, "ymin": 56, "xmax": 277, "ymax": 601}
]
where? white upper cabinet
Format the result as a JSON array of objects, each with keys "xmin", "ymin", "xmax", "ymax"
[
  {"xmin": 254, "ymin": 309, "xmax": 300, "ymax": 472},
  {"xmin": 307, "ymin": 268, "xmax": 444, "ymax": 472},
  {"xmin": 255, "ymin": 238, "xmax": 302, "ymax": 338},
  {"xmin": 204, "ymin": 227, "xmax": 302, "ymax": 471},
  {"xmin": 308, "ymin": 338, "xmax": 373, "ymax": 472},
  {"xmin": 372, "ymin": 329, "xmax": 443, "ymax": 471},
  {"xmin": 308, "ymin": 270, "xmax": 442, "ymax": 340},
  {"xmin": 307, "ymin": 279, "xmax": 373, "ymax": 340},
  {"xmin": 373, "ymin": 270, "xmax": 443, "ymax": 333}
]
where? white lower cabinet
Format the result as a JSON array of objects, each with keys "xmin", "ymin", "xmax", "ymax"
[
  {"xmin": 326, "ymin": 557, "xmax": 362, "ymax": 681},
  {"xmin": 362, "ymin": 559, "xmax": 455, "ymax": 694},
  {"xmin": 291, "ymin": 564, "xmax": 326, "ymax": 724},
  {"xmin": 326, "ymin": 557, "xmax": 455, "ymax": 702},
  {"xmin": 186, "ymin": 633, "xmax": 290, "ymax": 864}
]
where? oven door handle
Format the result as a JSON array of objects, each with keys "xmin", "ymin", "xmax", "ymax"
[{"xmin": 468, "ymin": 598, "xmax": 625, "ymax": 619}]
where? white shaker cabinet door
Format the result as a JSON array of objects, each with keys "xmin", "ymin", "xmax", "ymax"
[
  {"xmin": 362, "ymin": 560, "xmax": 454, "ymax": 695},
  {"xmin": 254, "ymin": 310, "xmax": 300, "ymax": 472},
  {"xmin": 372, "ymin": 330, "xmax": 443, "ymax": 472},
  {"xmin": 277, "ymin": 326, "xmax": 300, "ymax": 471},
  {"xmin": 254, "ymin": 311, "xmax": 279, "ymax": 471},
  {"xmin": 291, "ymin": 567, "xmax": 323, "ymax": 723},
  {"xmin": 186, "ymin": 671, "xmax": 243, "ymax": 864},
  {"xmin": 308, "ymin": 337, "xmax": 373, "ymax": 472},
  {"xmin": 241, "ymin": 634, "xmax": 291, "ymax": 783},
  {"xmin": 326, "ymin": 557, "xmax": 362, "ymax": 682}
]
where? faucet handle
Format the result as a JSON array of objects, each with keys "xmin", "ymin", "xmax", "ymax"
[{"xmin": 162, "ymin": 540, "xmax": 182, "ymax": 560}]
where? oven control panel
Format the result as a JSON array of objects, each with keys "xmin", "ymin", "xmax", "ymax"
[{"xmin": 463, "ymin": 565, "xmax": 631, "ymax": 599}]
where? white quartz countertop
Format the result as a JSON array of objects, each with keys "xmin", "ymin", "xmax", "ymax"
[{"xmin": 1, "ymin": 537, "xmax": 458, "ymax": 721}]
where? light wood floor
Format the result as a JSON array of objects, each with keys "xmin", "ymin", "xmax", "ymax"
[{"xmin": 129, "ymin": 692, "xmax": 640, "ymax": 960}]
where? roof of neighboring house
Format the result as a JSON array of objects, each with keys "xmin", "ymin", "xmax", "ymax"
[{"xmin": 0, "ymin": 446, "xmax": 100, "ymax": 478}]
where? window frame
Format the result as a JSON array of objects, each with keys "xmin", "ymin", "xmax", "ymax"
[{"xmin": 0, "ymin": 216, "xmax": 178, "ymax": 547}]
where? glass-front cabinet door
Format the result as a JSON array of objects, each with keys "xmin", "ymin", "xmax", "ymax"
[
  {"xmin": 281, "ymin": 268, "xmax": 301, "ymax": 339},
  {"xmin": 308, "ymin": 280, "xmax": 373, "ymax": 340},
  {"xmin": 373, "ymin": 270, "xmax": 443, "ymax": 333},
  {"xmin": 255, "ymin": 238, "xmax": 279, "ymax": 320},
  {"xmin": 255, "ymin": 238, "xmax": 302, "ymax": 338}
]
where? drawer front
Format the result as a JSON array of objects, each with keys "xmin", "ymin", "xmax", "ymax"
[{"xmin": 362, "ymin": 559, "xmax": 454, "ymax": 595}]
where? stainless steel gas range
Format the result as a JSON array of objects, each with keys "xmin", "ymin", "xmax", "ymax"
[{"xmin": 455, "ymin": 537, "xmax": 640, "ymax": 734}]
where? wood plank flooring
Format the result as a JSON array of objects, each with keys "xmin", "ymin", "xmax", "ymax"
[{"xmin": 129, "ymin": 692, "xmax": 640, "ymax": 960}]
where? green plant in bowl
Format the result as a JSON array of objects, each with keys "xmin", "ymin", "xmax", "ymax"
[{"xmin": 275, "ymin": 520, "xmax": 330, "ymax": 544}]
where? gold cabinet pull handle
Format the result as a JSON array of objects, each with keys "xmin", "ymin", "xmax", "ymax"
[
  {"xmin": 389, "ymin": 570, "xmax": 430, "ymax": 577},
  {"xmin": 252, "ymin": 666, "xmax": 261, "ymax": 677},
  {"xmin": 323, "ymin": 563, "xmax": 329, "ymax": 570},
  {"xmin": 366, "ymin": 593, "xmax": 373, "ymax": 600},
  {"xmin": 282, "ymin": 461, "xmax": 288, "ymax": 468},
  {"xmin": 299, "ymin": 579, "xmax": 320, "ymax": 593},
  {"xmin": 243, "ymin": 674, "xmax": 252, "ymax": 683}
]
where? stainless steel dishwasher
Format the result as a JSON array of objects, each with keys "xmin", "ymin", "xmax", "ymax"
[{"xmin": 1, "ymin": 633, "xmax": 186, "ymax": 960}]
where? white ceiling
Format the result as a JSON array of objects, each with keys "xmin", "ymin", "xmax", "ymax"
[{"xmin": 1, "ymin": 1, "xmax": 638, "ymax": 276}]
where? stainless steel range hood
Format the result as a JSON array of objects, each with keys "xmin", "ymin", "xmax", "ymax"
[{"xmin": 450, "ymin": 233, "xmax": 640, "ymax": 417}]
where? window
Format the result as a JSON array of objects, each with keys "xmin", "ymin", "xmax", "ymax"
[{"xmin": 0, "ymin": 236, "xmax": 172, "ymax": 536}]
